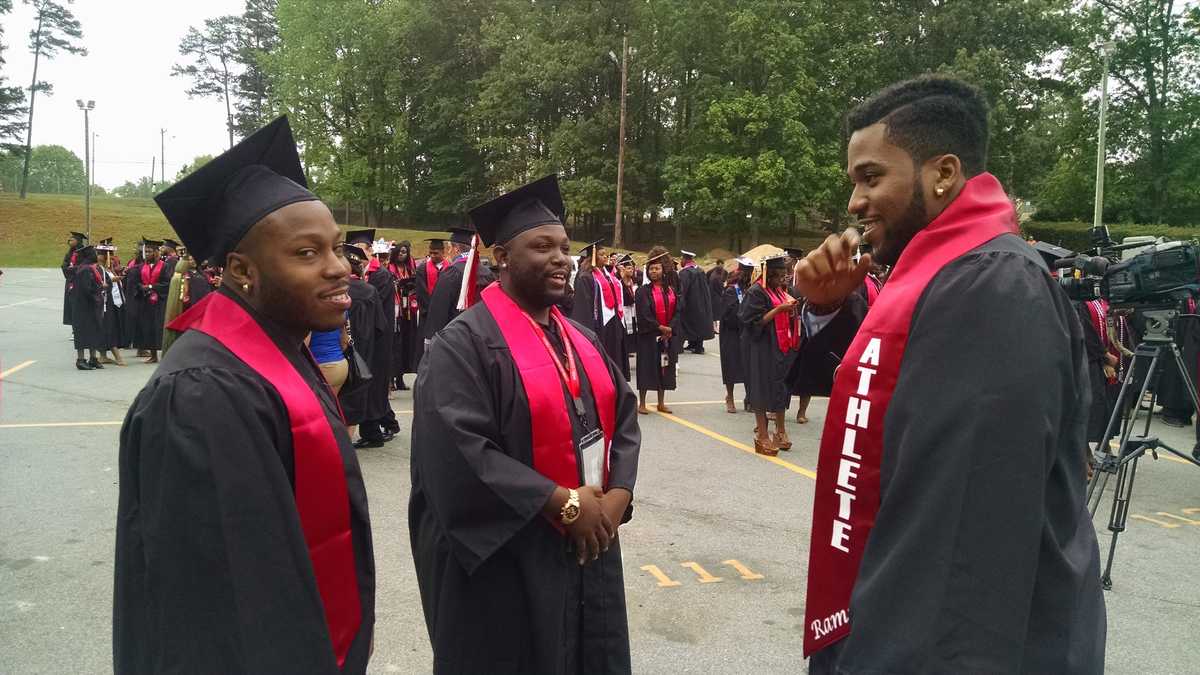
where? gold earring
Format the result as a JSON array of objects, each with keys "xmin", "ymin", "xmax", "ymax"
[
  {"xmin": 936, "ymin": 187, "xmax": 945, "ymax": 197},
  {"xmin": 242, "ymin": 283, "xmax": 250, "ymax": 292}
]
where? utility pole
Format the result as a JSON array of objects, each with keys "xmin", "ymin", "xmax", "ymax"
[
  {"xmin": 160, "ymin": 128, "xmax": 167, "ymax": 186},
  {"xmin": 77, "ymin": 99, "xmax": 95, "ymax": 240},
  {"xmin": 613, "ymin": 37, "xmax": 629, "ymax": 248},
  {"xmin": 1092, "ymin": 42, "xmax": 1114, "ymax": 231}
]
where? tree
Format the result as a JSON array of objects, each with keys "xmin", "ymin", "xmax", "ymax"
[
  {"xmin": 175, "ymin": 153, "xmax": 214, "ymax": 180},
  {"xmin": 233, "ymin": 0, "xmax": 278, "ymax": 137},
  {"xmin": 18, "ymin": 0, "xmax": 86, "ymax": 199},
  {"xmin": 112, "ymin": 176, "xmax": 156, "ymax": 199},
  {"xmin": 20, "ymin": 143, "xmax": 84, "ymax": 193},
  {"xmin": 0, "ymin": 0, "xmax": 29, "ymax": 153},
  {"xmin": 172, "ymin": 15, "xmax": 240, "ymax": 149}
]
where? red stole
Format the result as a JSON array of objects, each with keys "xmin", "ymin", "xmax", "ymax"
[
  {"xmin": 389, "ymin": 260, "xmax": 418, "ymax": 315},
  {"xmin": 651, "ymin": 284, "xmax": 676, "ymax": 327},
  {"xmin": 594, "ymin": 268, "xmax": 623, "ymax": 319},
  {"xmin": 803, "ymin": 173, "xmax": 1017, "ymax": 656},
  {"xmin": 764, "ymin": 285, "xmax": 799, "ymax": 353},
  {"xmin": 167, "ymin": 293, "xmax": 362, "ymax": 666},
  {"xmin": 424, "ymin": 259, "xmax": 441, "ymax": 293},
  {"xmin": 864, "ymin": 274, "xmax": 882, "ymax": 307},
  {"xmin": 1084, "ymin": 299, "xmax": 1110, "ymax": 351},
  {"xmin": 366, "ymin": 258, "xmax": 380, "ymax": 274},
  {"xmin": 140, "ymin": 260, "xmax": 165, "ymax": 304},
  {"xmin": 480, "ymin": 283, "xmax": 617, "ymax": 489}
]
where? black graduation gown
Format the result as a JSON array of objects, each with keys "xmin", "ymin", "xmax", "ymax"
[
  {"xmin": 366, "ymin": 267, "xmax": 397, "ymax": 421},
  {"xmin": 122, "ymin": 263, "xmax": 143, "ymax": 345},
  {"xmin": 410, "ymin": 303, "xmax": 640, "ymax": 675},
  {"xmin": 423, "ymin": 259, "xmax": 465, "ymax": 341},
  {"xmin": 101, "ymin": 267, "xmax": 126, "ymax": 349},
  {"xmin": 571, "ymin": 270, "xmax": 630, "ymax": 382},
  {"xmin": 633, "ymin": 284, "xmax": 681, "ymax": 392},
  {"xmin": 393, "ymin": 273, "xmax": 420, "ymax": 377},
  {"xmin": 71, "ymin": 264, "xmax": 107, "ymax": 350},
  {"xmin": 738, "ymin": 285, "xmax": 798, "ymax": 412},
  {"xmin": 808, "ymin": 234, "xmax": 1105, "ymax": 674},
  {"xmin": 718, "ymin": 284, "xmax": 745, "ymax": 385},
  {"xmin": 132, "ymin": 259, "xmax": 176, "ymax": 349},
  {"xmin": 1154, "ymin": 291, "xmax": 1200, "ymax": 420},
  {"xmin": 1075, "ymin": 302, "xmax": 1113, "ymax": 442},
  {"xmin": 413, "ymin": 259, "xmax": 444, "ymax": 364},
  {"xmin": 791, "ymin": 284, "xmax": 870, "ymax": 397},
  {"xmin": 676, "ymin": 265, "xmax": 715, "ymax": 342},
  {"xmin": 62, "ymin": 246, "xmax": 82, "ymax": 325},
  {"xmin": 338, "ymin": 278, "xmax": 386, "ymax": 426},
  {"xmin": 114, "ymin": 289, "xmax": 376, "ymax": 675},
  {"xmin": 185, "ymin": 270, "xmax": 215, "ymax": 309}
]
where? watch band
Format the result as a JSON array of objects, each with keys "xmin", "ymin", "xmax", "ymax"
[{"xmin": 560, "ymin": 488, "xmax": 581, "ymax": 525}]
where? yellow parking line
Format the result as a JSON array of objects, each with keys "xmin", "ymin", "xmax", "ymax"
[
  {"xmin": 653, "ymin": 410, "xmax": 817, "ymax": 480},
  {"xmin": 1, "ymin": 360, "xmax": 36, "ymax": 379},
  {"xmin": 1158, "ymin": 454, "xmax": 1195, "ymax": 466}
]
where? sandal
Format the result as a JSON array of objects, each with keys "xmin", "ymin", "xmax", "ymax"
[
  {"xmin": 795, "ymin": 412, "xmax": 808, "ymax": 424},
  {"xmin": 754, "ymin": 437, "xmax": 779, "ymax": 457},
  {"xmin": 773, "ymin": 431, "xmax": 792, "ymax": 451},
  {"xmin": 637, "ymin": 405, "xmax": 651, "ymax": 415},
  {"xmin": 725, "ymin": 396, "xmax": 737, "ymax": 414},
  {"xmin": 656, "ymin": 405, "xmax": 674, "ymax": 414}
]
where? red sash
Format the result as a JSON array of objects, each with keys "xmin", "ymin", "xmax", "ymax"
[
  {"xmin": 1084, "ymin": 299, "xmax": 1110, "ymax": 351},
  {"xmin": 141, "ymin": 260, "xmax": 165, "ymax": 305},
  {"xmin": 167, "ymin": 293, "xmax": 362, "ymax": 666},
  {"xmin": 366, "ymin": 258, "xmax": 380, "ymax": 274},
  {"xmin": 803, "ymin": 173, "xmax": 1017, "ymax": 656},
  {"xmin": 425, "ymin": 260, "xmax": 441, "ymax": 293},
  {"xmin": 765, "ymin": 285, "xmax": 799, "ymax": 353},
  {"xmin": 480, "ymin": 283, "xmax": 617, "ymax": 489},
  {"xmin": 593, "ymin": 268, "xmax": 623, "ymax": 319},
  {"xmin": 651, "ymin": 284, "xmax": 676, "ymax": 327},
  {"xmin": 864, "ymin": 274, "xmax": 881, "ymax": 307}
]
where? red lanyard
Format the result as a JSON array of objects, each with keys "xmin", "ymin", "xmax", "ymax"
[{"xmin": 522, "ymin": 310, "xmax": 582, "ymax": 406}]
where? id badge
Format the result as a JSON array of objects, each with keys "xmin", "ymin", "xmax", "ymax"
[
  {"xmin": 660, "ymin": 351, "xmax": 670, "ymax": 368},
  {"xmin": 578, "ymin": 428, "xmax": 605, "ymax": 486}
]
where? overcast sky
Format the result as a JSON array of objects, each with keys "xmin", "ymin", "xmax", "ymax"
[{"xmin": 4, "ymin": 0, "xmax": 245, "ymax": 190}]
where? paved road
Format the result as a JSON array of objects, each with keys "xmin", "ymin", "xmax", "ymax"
[{"xmin": 1, "ymin": 268, "xmax": 1198, "ymax": 673}]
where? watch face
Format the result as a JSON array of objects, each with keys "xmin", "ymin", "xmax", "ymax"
[{"xmin": 563, "ymin": 504, "xmax": 580, "ymax": 522}]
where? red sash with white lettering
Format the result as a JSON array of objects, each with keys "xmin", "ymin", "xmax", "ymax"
[
  {"xmin": 480, "ymin": 282, "xmax": 617, "ymax": 489},
  {"xmin": 167, "ymin": 292, "xmax": 362, "ymax": 666},
  {"xmin": 803, "ymin": 173, "xmax": 1017, "ymax": 656}
]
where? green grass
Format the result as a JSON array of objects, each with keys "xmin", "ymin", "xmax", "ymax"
[{"xmin": 0, "ymin": 192, "xmax": 653, "ymax": 267}]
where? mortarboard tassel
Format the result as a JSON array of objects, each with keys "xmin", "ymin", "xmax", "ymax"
[{"xmin": 456, "ymin": 234, "xmax": 481, "ymax": 311}]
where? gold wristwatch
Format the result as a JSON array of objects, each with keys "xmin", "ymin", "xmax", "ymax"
[{"xmin": 560, "ymin": 489, "xmax": 581, "ymax": 525}]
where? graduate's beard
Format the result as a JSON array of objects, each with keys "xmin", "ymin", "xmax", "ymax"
[{"xmin": 874, "ymin": 180, "xmax": 928, "ymax": 267}]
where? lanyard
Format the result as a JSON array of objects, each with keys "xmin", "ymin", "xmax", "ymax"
[{"xmin": 522, "ymin": 310, "xmax": 586, "ymax": 419}]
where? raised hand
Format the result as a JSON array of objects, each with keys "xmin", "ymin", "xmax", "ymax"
[{"xmin": 792, "ymin": 228, "xmax": 872, "ymax": 307}]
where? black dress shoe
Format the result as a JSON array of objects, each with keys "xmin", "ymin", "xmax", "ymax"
[
  {"xmin": 353, "ymin": 438, "xmax": 385, "ymax": 449},
  {"xmin": 382, "ymin": 432, "xmax": 396, "ymax": 442},
  {"xmin": 76, "ymin": 358, "xmax": 94, "ymax": 371},
  {"xmin": 1161, "ymin": 416, "xmax": 1187, "ymax": 428},
  {"xmin": 89, "ymin": 357, "xmax": 104, "ymax": 369}
]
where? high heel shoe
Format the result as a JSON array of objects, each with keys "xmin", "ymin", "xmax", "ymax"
[
  {"xmin": 773, "ymin": 430, "xmax": 792, "ymax": 451},
  {"xmin": 754, "ymin": 437, "xmax": 779, "ymax": 457},
  {"xmin": 76, "ymin": 358, "xmax": 94, "ymax": 371},
  {"xmin": 725, "ymin": 396, "xmax": 736, "ymax": 414}
]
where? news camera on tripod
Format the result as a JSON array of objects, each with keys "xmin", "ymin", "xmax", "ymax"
[{"xmin": 1045, "ymin": 225, "xmax": 1200, "ymax": 590}]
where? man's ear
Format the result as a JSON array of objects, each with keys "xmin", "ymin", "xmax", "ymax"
[
  {"xmin": 930, "ymin": 153, "xmax": 964, "ymax": 194},
  {"xmin": 224, "ymin": 251, "xmax": 256, "ymax": 290},
  {"xmin": 492, "ymin": 245, "xmax": 508, "ymax": 267}
]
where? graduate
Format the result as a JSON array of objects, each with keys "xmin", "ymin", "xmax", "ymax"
[
  {"xmin": 62, "ymin": 231, "xmax": 88, "ymax": 327},
  {"xmin": 571, "ymin": 241, "xmax": 630, "ymax": 381},
  {"xmin": 355, "ymin": 233, "xmax": 400, "ymax": 446},
  {"xmin": 676, "ymin": 249, "xmax": 715, "ymax": 354},
  {"xmin": 115, "ymin": 116, "xmax": 375, "ymax": 674},
  {"xmin": 130, "ymin": 238, "xmax": 175, "ymax": 363},
  {"xmin": 160, "ymin": 253, "xmax": 191, "ymax": 355},
  {"xmin": 789, "ymin": 273, "xmax": 877, "ymax": 424},
  {"xmin": 388, "ymin": 240, "xmax": 420, "ymax": 389},
  {"xmin": 633, "ymin": 248, "xmax": 682, "ymax": 414},
  {"xmin": 617, "ymin": 254, "xmax": 638, "ymax": 357},
  {"xmin": 160, "ymin": 238, "xmax": 181, "ymax": 262},
  {"xmin": 69, "ymin": 244, "xmax": 107, "ymax": 370},
  {"xmin": 414, "ymin": 237, "xmax": 448, "ymax": 356},
  {"xmin": 96, "ymin": 239, "xmax": 128, "ymax": 366},
  {"xmin": 718, "ymin": 257, "xmax": 755, "ymax": 413},
  {"xmin": 739, "ymin": 254, "xmax": 800, "ymax": 455},
  {"xmin": 337, "ymin": 243, "xmax": 388, "ymax": 446},
  {"xmin": 800, "ymin": 77, "xmax": 1105, "ymax": 673},
  {"xmin": 410, "ymin": 174, "xmax": 640, "ymax": 674},
  {"xmin": 422, "ymin": 226, "xmax": 485, "ymax": 341}
]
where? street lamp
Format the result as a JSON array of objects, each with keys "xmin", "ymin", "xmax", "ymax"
[
  {"xmin": 1092, "ymin": 41, "xmax": 1115, "ymax": 232},
  {"xmin": 76, "ymin": 99, "xmax": 95, "ymax": 241}
]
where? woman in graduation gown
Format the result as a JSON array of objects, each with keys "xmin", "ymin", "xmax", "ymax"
[
  {"xmin": 634, "ymin": 248, "xmax": 682, "ymax": 415},
  {"xmin": 389, "ymin": 241, "xmax": 420, "ymax": 388},
  {"xmin": 338, "ymin": 245, "xmax": 387, "ymax": 443},
  {"xmin": 789, "ymin": 275, "xmax": 876, "ymax": 424},
  {"xmin": 115, "ymin": 116, "xmax": 375, "ymax": 674},
  {"xmin": 739, "ymin": 255, "xmax": 800, "ymax": 455},
  {"xmin": 719, "ymin": 258, "xmax": 755, "ymax": 413},
  {"xmin": 96, "ymin": 242, "xmax": 128, "ymax": 366},
  {"xmin": 410, "ymin": 174, "xmax": 641, "ymax": 674},
  {"xmin": 62, "ymin": 232, "xmax": 87, "ymax": 326},
  {"xmin": 70, "ymin": 245, "xmax": 107, "ymax": 370}
]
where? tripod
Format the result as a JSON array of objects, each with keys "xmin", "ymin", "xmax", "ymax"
[{"xmin": 1086, "ymin": 325, "xmax": 1200, "ymax": 590}]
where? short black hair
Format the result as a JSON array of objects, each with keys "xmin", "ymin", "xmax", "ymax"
[{"xmin": 846, "ymin": 75, "xmax": 990, "ymax": 176}]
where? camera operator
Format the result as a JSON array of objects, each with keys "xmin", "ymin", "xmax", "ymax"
[{"xmin": 1156, "ymin": 292, "xmax": 1200, "ymax": 433}]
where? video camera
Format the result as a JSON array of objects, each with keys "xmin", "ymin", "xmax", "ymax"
[{"xmin": 1048, "ymin": 225, "xmax": 1199, "ymax": 307}]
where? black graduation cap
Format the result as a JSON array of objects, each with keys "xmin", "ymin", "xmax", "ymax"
[
  {"xmin": 578, "ymin": 239, "xmax": 606, "ymax": 257},
  {"xmin": 424, "ymin": 238, "xmax": 447, "ymax": 249},
  {"xmin": 77, "ymin": 245, "xmax": 97, "ymax": 263},
  {"xmin": 70, "ymin": 231, "xmax": 88, "ymax": 242},
  {"xmin": 345, "ymin": 229, "xmax": 375, "ymax": 247},
  {"xmin": 784, "ymin": 247, "xmax": 805, "ymax": 259},
  {"xmin": 153, "ymin": 115, "xmax": 319, "ymax": 264},
  {"xmin": 468, "ymin": 174, "xmax": 565, "ymax": 247},
  {"xmin": 162, "ymin": 238, "xmax": 181, "ymax": 250},
  {"xmin": 448, "ymin": 227, "xmax": 476, "ymax": 247},
  {"xmin": 680, "ymin": 249, "xmax": 697, "ymax": 258},
  {"xmin": 646, "ymin": 251, "xmax": 670, "ymax": 266},
  {"xmin": 341, "ymin": 243, "xmax": 368, "ymax": 262},
  {"xmin": 763, "ymin": 253, "xmax": 790, "ymax": 268},
  {"xmin": 96, "ymin": 237, "xmax": 116, "ymax": 252},
  {"xmin": 735, "ymin": 255, "xmax": 755, "ymax": 268},
  {"xmin": 142, "ymin": 238, "xmax": 164, "ymax": 247},
  {"xmin": 618, "ymin": 253, "xmax": 634, "ymax": 266}
]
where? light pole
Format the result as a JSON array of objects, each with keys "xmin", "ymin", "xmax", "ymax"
[
  {"xmin": 609, "ymin": 38, "xmax": 629, "ymax": 248},
  {"xmin": 76, "ymin": 99, "xmax": 95, "ymax": 240},
  {"xmin": 160, "ymin": 128, "xmax": 167, "ymax": 187},
  {"xmin": 1092, "ymin": 41, "xmax": 1115, "ymax": 231}
]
